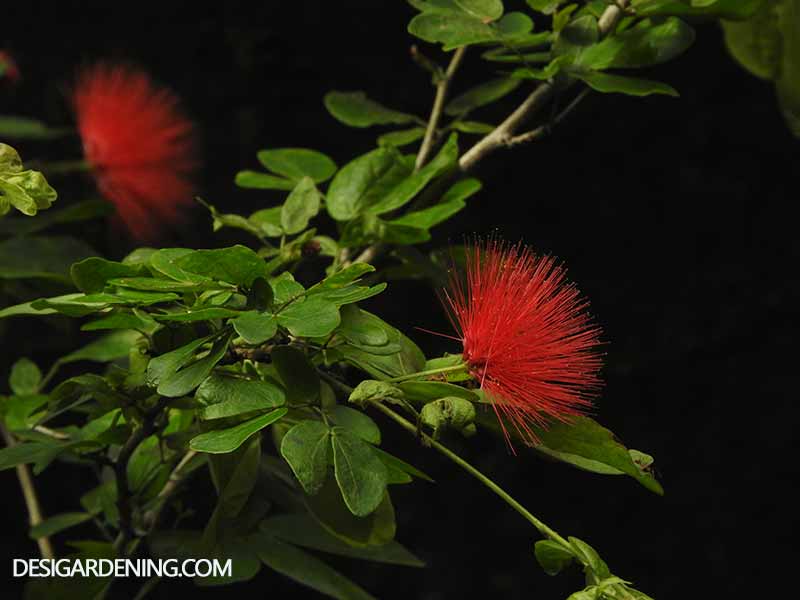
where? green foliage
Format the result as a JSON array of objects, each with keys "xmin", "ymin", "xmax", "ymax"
[
  {"xmin": 0, "ymin": 7, "xmax": 706, "ymax": 598},
  {"xmin": 281, "ymin": 420, "xmax": 331, "ymax": 495},
  {"xmin": 723, "ymin": 0, "xmax": 800, "ymax": 137},
  {"xmin": 632, "ymin": 0, "xmax": 767, "ymax": 20},
  {"xmin": 190, "ymin": 408, "xmax": 288, "ymax": 453},
  {"xmin": 0, "ymin": 143, "xmax": 57, "ymax": 217},
  {"xmin": 0, "ymin": 116, "xmax": 72, "ymax": 140},
  {"xmin": 324, "ymin": 91, "xmax": 420, "ymax": 128},
  {"xmin": 257, "ymin": 148, "xmax": 337, "ymax": 183},
  {"xmin": 408, "ymin": 3, "xmax": 534, "ymax": 50}
]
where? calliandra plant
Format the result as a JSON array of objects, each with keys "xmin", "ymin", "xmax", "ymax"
[{"xmin": 0, "ymin": 2, "xmax": 796, "ymax": 599}]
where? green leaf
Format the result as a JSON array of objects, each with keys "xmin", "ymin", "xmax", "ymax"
[
  {"xmin": 271, "ymin": 346, "xmax": 320, "ymax": 404},
  {"xmin": 249, "ymin": 206, "xmax": 284, "ymax": 237},
  {"xmin": 527, "ymin": 0, "xmax": 564, "ymax": 14},
  {"xmin": 331, "ymin": 427, "xmax": 388, "ymax": 517},
  {"xmin": 196, "ymin": 373, "xmax": 286, "ymax": 420},
  {"xmin": 29, "ymin": 512, "xmax": 93, "ymax": 540},
  {"xmin": 326, "ymin": 148, "xmax": 403, "ymax": 221},
  {"xmin": 190, "ymin": 408, "xmax": 288, "ymax": 453},
  {"xmin": 572, "ymin": 70, "xmax": 679, "ymax": 97},
  {"xmin": 0, "ymin": 116, "xmax": 71, "ymax": 140},
  {"xmin": 553, "ymin": 14, "xmax": 600, "ymax": 59},
  {"xmin": 176, "ymin": 245, "xmax": 269, "ymax": 287},
  {"xmin": 81, "ymin": 311, "xmax": 157, "ymax": 332},
  {"xmin": 0, "ymin": 145, "xmax": 52, "ymax": 217},
  {"xmin": 576, "ymin": 18, "xmax": 695, "ymax": 70},
  {"xmin": 365, "ymin": 133, "xmax": 459, "ymax": 215},
  {"xmin": 337, "ymin": 310, "xmax": 426, "ymax": 379},
  {"xmin": 398, "ymin": 380, "xmax": 478, "ymax": 403},
  {"xmin": 278, "ymin": 296, "xmax": 341, "ymax": 338},
  {"xmin": 0, "ymin": 440, "xmax": 74, "ymax": 474},
  {"xmin": 723, "ymin": 4, "xmax": 782, "ymax": 80},
  {"xmin": 60, "ymin": 330, "xmax": 141, "ymax": 365},
  {"xmin": 336, "ymin": 305, "xmax": 390, "ymax": 347},
  {"xmin": 0, "ymin": 236, "xmax": 95, "ymax": 282},
  {"xmin": 146, "ymin": 332, "xmax": 232, "ymax": 398},
  {"xmin": 454, "ymin": 0, "xmax": 504, "ymax": 20},
  {"xmin": 257, "ymin": 148, "xmax": 337, "ymax": 183},
  {"xmin": 534, "ymin": 539, "xmax": 575, "ymax": 576},
  {"xmin": 329, "ymin": 406, "xmax": 381, "ymax": 445},
  {"xmin": 445, "ymin": 77, "xmax": 521, "ymax": 116},
  {"xmin": 723, "ymin": 1, "xmax": 800, "ymax": 137},
  {"xmin": 70, "ymin": 257, "xmax": 144, "ymax": 293},
  {"xmin": 568, "ymin": 537, "xmax": 611, "ymax": 580},
  {"xmin": 377, "ymin": 127, "xmax": 426, "ymax": 147},
  {"xmin": 281, "ymin": 176, "xmax": 321, "ymax": 234},
  {"xmin": 324, "ymin": 91, "xmax": 418, "ymax": 128},
  {"xmin": 145, "ymin": 248, "xmax": 210, "ymax": 284},
  {"xmin": 477, "ymin": 412, "xmax": 664, "ymax": 494},
  {"xmin": 153, "ymin": 307, "xmax": 240, "ymax": 322},
  {"xmin": 776, "ymin": 0, "xmax": 800, "ymax": 135},
  {"xmin": 305, "ymin": 477, "xmax": 397, "ymax": 547},
  {"xmin": 373, "ymin": 447, "xmax": 434, "ymax": 483},
  {"xmin": 347, "ymin": 380, "xmax": 405, "ymax": 408},
  {"xmin": 0, "ymin": 199, "xmax": 110, "ymax": 236},
  {"xmin": 9, "ymin": 358, "xmax": 42, "ymax": 395},
  {"xmin": 385, "ymin": 177, "xmax": 480, "ymax": 239},
  {"xmin": 262, "ymin": 514, "xmax": 424, "ymax": 566},
  {"xmin": 254, "ymin": 535, "xmax": 376, "ymax": 600},
  {"xmin": 232, "ymin": 310, "xmax": 278, "ymax": 344},
  {"xmin": 280, "ymin": 420, "xmax": 332, "ymax": 495},
  {"xmin": 235, "ymin": 170, "xmax": 296, "ymax": 190},
  {"xmin": 449, "ymin": 120, "xmax": 495, "ymax": 133},
  {"xmin": 409, "ymin": 11, "xmax": 534, "ymax": 50},
  {"xmin": 632, "ymin": 0, "xmax": 767, "ymax": 19}
]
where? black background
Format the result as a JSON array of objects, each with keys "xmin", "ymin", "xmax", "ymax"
[{"xmin": 2, "ymin": 1, "xmax": 798, "ymax": 598}]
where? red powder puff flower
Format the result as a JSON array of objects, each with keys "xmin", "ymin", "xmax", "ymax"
[
  {"xmin": 444, "ymin": 241, "xmax": 603, "ymax": 447},
  {"xmin": 72, "ymin": 63, "xmax": 196, "ymax": 240},
  {"xmin": 0, "ymin": 51, "xmax": 21, "ymax": 85}
]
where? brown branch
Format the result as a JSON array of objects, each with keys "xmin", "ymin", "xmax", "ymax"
[
  {"xmin": 1, "ymin": 424, "xmax": 55, "ymax": 559},
  {"xmin": 458, "ymin": 0, "xmax": 629, "ymax": 172}
]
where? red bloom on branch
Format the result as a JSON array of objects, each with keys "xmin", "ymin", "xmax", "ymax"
[
  {"xmin": 444, "ymin": 241, "xmax": 603, "ymax": 447},
  {"xmin": 0, "ymin": 51, "xmax": 20, "ymax": 85},
  {"xmin": 72, "ymin": 63, "xmax": 196, "ymax": 240}
]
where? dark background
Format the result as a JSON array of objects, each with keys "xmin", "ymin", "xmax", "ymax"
[{"xmin": 2, "ymin": 1, "xmax": 797, "ymax": 598}]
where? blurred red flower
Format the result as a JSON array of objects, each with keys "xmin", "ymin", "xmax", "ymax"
[
  {"xmin": 445, "ymin": 241, "xmax": 603, "ymax": 447},
  {"xmin": 0, "ymin": 51, "xmax": 20, "ymax": 85},
  {"xmin": 72, "ymin": 63, "xmax": 196, "ymax": 240}
]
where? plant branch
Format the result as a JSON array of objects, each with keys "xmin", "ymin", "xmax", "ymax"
[
  {"xmin": 113, "ymin": 398, "xmax": 168, "ymax": 555},
  {"xmin": 458, "ymin": 0, "xmax": 628, "ymax": 172},
  {"xmin": 1, "ymin": 423, "xmax": 55, "ymax": 559},
  {"xmin": 346, "ymin": 2, "xmax": 627, "ymax": 268},
  {"xmin": 142, "ymin": 449, "xmax": 199, "ymax": 530},
  {"xmin": 416, "ymin": 47, "xmax": 466, "ymax": 170},
  {"xmin": 505, "ymin": 88, "xmax": 591, "ymax": 147},
  {"xmin": 368, "ymin": 400, "xmax": 575, "ymax": 555}
]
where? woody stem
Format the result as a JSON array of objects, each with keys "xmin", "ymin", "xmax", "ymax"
[{"xmin": 368, "ymin": 400, "xmax": 575, "ymax": 554}]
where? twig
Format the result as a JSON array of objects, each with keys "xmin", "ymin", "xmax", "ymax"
[
  {"xmin": 346, "ymin": 1, "xmax": 628, "ymax": 268},
  {"xmin": 505, "ymin": 88, "xmax": 591, "ymax": 147},
  {"xmin": 1, "ymin": 424, "xmax": 55, "ymax": 559},
  {"xmin": 142, "ymin": 449, "xmax": 199, "ymax": 530},
  {"xmin": 368, "ymin": 401, "xmax": 577, "ymax": 554},
  {"xmin": 113, "ymin": 398, "xmax": 168, "ymax": 555},
  {"xmin": 458, "ymin": 0, "xmax": 628, "ymax": 172},
  {"xmin": 416, "ymin": 47, "xmax": 467, "ymax": 170},
  {"xmin": 352, "ymin": 243, "xmax": 385, "ymax": 265}
]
